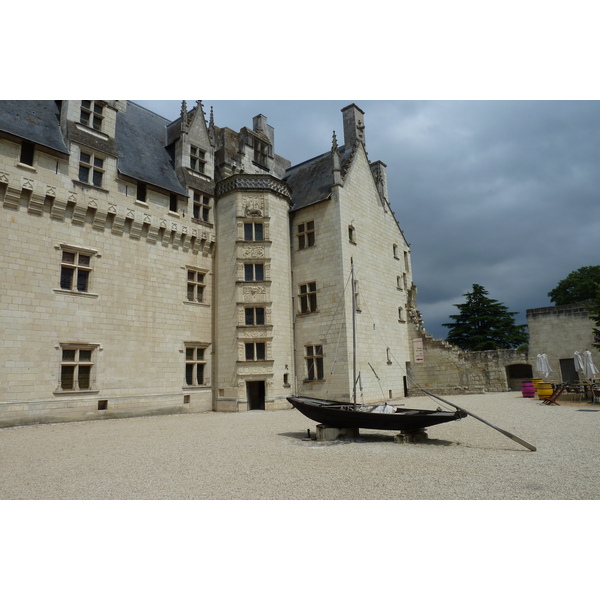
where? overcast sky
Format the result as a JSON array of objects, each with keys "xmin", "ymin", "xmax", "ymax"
[{"xmin": 136, "ymin": 99, "xmax": 600, "ymax": 339}]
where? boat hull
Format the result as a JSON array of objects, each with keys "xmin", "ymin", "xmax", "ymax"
[{"xmin": 287, "ymin": 396, "xmax": 466, "ymax": 432}]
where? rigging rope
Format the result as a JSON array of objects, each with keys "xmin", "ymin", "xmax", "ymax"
[{"xmin": 354, "ymin": 266, "xmax": 448, "ymax": 410}]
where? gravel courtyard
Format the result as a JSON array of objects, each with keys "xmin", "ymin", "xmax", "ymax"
[{"xmin": 1, "ymin": 391, "xmax": 598, "ymax": 500}]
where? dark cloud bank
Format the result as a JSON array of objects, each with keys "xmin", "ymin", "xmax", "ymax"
[{"xmin": 138, "ymin": 100, "xmax": 600, "ymax": 339}]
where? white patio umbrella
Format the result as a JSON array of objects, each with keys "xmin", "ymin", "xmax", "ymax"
[
  {"xmin": 574, "ymin": 351, "xmax": 585, "ymax": 379},
  {"xmin": 536, "ymin": 353, "xmax": 552, "ymax": 379},
  {"xmin": 582, "ymin": 350, "xmax": 599, "ymax": 381}
]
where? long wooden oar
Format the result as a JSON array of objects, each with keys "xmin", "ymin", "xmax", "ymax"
[{"xmin": 422, "ymin": 390, "xmax": 537, "ymax": 452}]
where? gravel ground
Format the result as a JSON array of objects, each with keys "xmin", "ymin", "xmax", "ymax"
[{"xmin": 1, "ymin": 391, "xmax": 599, "ymax": 500}]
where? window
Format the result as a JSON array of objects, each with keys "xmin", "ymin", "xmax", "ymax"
[
  {"xmin": 297, "ymin": 221, "xmax": 315, "ymax": 249},
  {"xmin": 244, "ymin": 222, "xmax": 263, "ymax": 241},
  {"xmin": 244, "ymin": 263, "xmax": 264, "ymax": 282},
  {"xmin": 299, "ymin": 282, "xmax": 317, "ymax": 314},
  {"xmin": 393, "ymin": 244, "xmax": 399, "ymax": 259},
  {"xmin": 245, "ymin": 342, "xmax": 266, "ymax": 361},
  {"xmin": 136, "ymin": 182, "xmax": 147, "ymax": 202},
  {"xmin": 78, "ymin": 150, "xmax": 104, "ymax": 187},
  {"xmin": 190, "ymin": 146, "xmax": 206, "ymax": 174},
  {"xmin": 348, "ymin": 225, "xmax": 356, "ymax": 244},
  {"xmin": 398, "ymin": 307, "xmax": 404, "ymax": 321},
  {"xmin": 305, "ymin": 345, "xmax": 324, "ymax": 381},
  {"xmin": 60, "ymin": 249, "xmax": 93, "ymax": 292},
  {"xmin": 20, "ymin": 141, "xmax": 35, "ymax": 166},
  {"xmin": 253, "ymin": 139, "xmax": 269, "ymax": 166},
  {"xmin": 187, "ymin": 269, "xmax": 206, "ymax": 303},
  {"xmin": 192, "ymin": 192, "xmax": 211, "ymax": 222},
  {"xmin": 185, "ymin": 345, "xmax": 207, "ymax": 386},
  {"xmin": 170, "ymin": 193, "xmax": 178, "ymax": 212},
  {"xmin": 80, "ymin": 101, "xmax": 104, "ymax": 131},
  {"xmin": 245, "ymin": 307, "xmax": 265, "ymax": 326},
  {"xmin": 59, "ymin": 345, "xmax": 96, "ymax": 391}
]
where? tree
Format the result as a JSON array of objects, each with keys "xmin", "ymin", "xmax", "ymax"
[
  {"xmin": 548, "ymin": 265, "xmax": 600, "ymax": 305},
  {"xmin": 442, "ymin": 284, "xmax": 529, "ymax": 351}
]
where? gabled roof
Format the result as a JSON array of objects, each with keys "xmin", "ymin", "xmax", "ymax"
[
  {"xmin": 0, "ymin": 100, "xmax": 68, "ymax": 155},
  {"xmin": 116, "ymin": 102, "xmax": 187, "ymax": 196},
  {"xmin": 284, "ymin": 145, "xmax": 354, "ymax": 210}
]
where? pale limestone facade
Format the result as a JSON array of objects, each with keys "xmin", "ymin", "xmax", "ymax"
[
  {"xmin": 527, "ymin": 303, "xmax": 599, "ymax": 382},
  {"xmin": 0, "ymin": 101, "xmax": 415, "ymax": 427}
]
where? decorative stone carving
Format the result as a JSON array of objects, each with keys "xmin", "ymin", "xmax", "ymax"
[{"xmin": 240, "ymin": 245, "xmax": 265, "ymax": 259}]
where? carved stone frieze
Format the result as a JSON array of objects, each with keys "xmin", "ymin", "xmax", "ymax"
[
  {"xmin": 215, "ymin": 173, "xmax": 292, "ymax": 201},
  {"xmin": 239, "ymin": 244, "xmax": 265, "ymax": 259}
]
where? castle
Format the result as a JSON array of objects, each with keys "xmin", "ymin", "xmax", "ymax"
[{"xmin": 0, "ymin": 100, "xmax": 416, "ymax": 427}]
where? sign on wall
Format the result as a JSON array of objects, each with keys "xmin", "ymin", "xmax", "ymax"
[{"xmin": 413, "ymin": 338, "xmax": 424, "ymax": 363}]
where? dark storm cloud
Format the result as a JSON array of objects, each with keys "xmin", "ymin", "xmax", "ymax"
[{"xmin": 136, "ymin": 100, "xmax": 600, "ymax": 339}]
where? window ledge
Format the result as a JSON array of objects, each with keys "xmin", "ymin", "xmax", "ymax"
[
  {"xmin": 168, "ymin": 210, "xmax": 181, "ymax": 218},
  {"xmin": 185, "ymin": 168, "xmax": 211, "ymax": 182},
  {"xmin": 236, "ymin": 360, "xmax": 274, "ymax": 365},
  {"xmin": 135, "ymin": 200, "xmax": 148, "ymax": 207},
  {"xmin": 75, "ymin": 122, "xmax": 109, "ymax": 141},
  {"xmin": 296, "ymin": 245, "xmax": 316, "ymax": 251},
  {"xmin": 236, "ymin": 239, "xmax": 272, "ymax": 245},
  {"xmin": 296, "ymin": 311, "xmax": 319, "ymax": 318},
  {"xmin": 302, "ymin": 379, "xmax": 326, "ymax": 384},
  {"xmin": 73, "ymin": 180, "xmax": 109, "ymax": 194},
  {"xmin": 191, "ymin": 218, "xmax": 214, "ymax": 228},
  {"xmin": 53, "ymin": 288, "xmax": 99, "ymax": 299},
  {"xmin": 182, "ymin": 385, "xmax": 210, "ymax": 390},
  {"xmin": 16, "ymin": 162, "xmax": 36, "ymax": 172},
  {"xmin": 53, "ymin": 389, "xmax": 99, "ymax": 396},
  {"xmin": 183, "ymin": 301, "xmax": 210, "ymax": 307}
]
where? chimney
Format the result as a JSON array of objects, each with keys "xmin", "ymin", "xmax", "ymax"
[
  {"xmin": 341, "ymin": 104, "xmax": 365, "ymax": 148},
  {"xmin": 253, "ymin": 114, "xmax": 274, "ymax": 145}
]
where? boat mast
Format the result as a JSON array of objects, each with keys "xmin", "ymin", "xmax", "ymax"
[{"xmin": 351, "ymin": 257, "xmax": 357, "ymax": 408}]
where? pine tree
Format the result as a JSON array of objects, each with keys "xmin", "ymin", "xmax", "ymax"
[{"xmin": 442, "ymin": 284, "xmax": 528, "ymax": 350}]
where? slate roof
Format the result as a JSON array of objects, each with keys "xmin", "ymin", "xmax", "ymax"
[
  {"xmin": 0, "ymin": 100, "xmax": 187, "ymax": 196},
  {"xmin": 116, "ymin": 102, "xmax": 187, "ymax": 196},
  {"xmin": 284, "ymin": 145, "xmax": 354, "ymax": 211},
  {"xmin": 0, "ymin": 100, "xmax": 69, "ymax": 155}
]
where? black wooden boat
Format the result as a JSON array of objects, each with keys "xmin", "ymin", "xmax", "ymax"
[
  {"xmin": 287, "ymin": 395, "xmax": 467, "ymax": 432},
  {"xmin": 287, "ymin": 259, "xmax": 536, "ymax": 450},
  {"xmin": 288, "ymin": 259, "xmax": 466, "ymax": 433}
]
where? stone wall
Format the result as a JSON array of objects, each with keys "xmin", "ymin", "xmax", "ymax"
[{"xmin": 406, "ymin": 325, "xmax": 530, "ymax": 396}]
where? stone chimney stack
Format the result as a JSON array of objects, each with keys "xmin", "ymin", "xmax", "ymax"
[
  {"xmin": 253, "ymin": 114, "xmax": 274, "ymax": 145},
  {"xmin": 341, "ymin": 103, "xmax": 366, "ymax": 148}
]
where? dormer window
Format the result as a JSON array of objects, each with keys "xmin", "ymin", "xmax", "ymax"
[
  {"xmin": 254, "ymin": 139, "xmax": 269, "ymax": 166},
  {"xmin": 80, "ymin": 101, "xmax": 104, "ymax": 132},
  {"xmin": 190, "ymin": 146, "xmax": 206, "ymax": 174},
  {"xmin": 192, "ymin": 192, "xmax": 211, "ymax": 223},
  {"xmin": 78, "ymin": 150, "xmax": 104, "ymax": 187}
]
